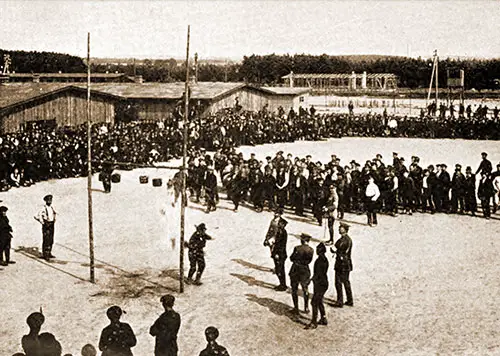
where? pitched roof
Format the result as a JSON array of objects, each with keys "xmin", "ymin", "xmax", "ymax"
[
  {"xmin": 73, "ymin": 82, "xmax": 246, "ymax": 100},
  {"xmin": 6, "ymin": 73, "xmax": 126, "ymax": 79},
  {"xmin": 0, "ymin": 83, "xmax": 71, "ymax": 110},
  {"xmin": 250, "ymin": 86, "xmax": 310, "ymax": 95}
]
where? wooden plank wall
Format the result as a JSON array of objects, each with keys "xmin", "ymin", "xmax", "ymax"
[
  {"xmin": 0, "ymin": 91, "xmax": 115, "ymax": 133},
  {"xmin": 135, "ymin": 100, "xmax": 176, "ymax": 122}
]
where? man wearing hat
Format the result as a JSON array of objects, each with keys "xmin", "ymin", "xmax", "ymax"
[
  {"xmin": 34, "ymin": 195, "xmax": 57, "ymax": 260},
  {"xmin": 331, "ymin": 222, "xmax": 353, "ymax": 308},
  {"xmin": 263, "ymin": 208, "xmax": 288, "ymax": 291},
  {"xmin": 0, "ymin": 206, "xmax": 14, "ymax": 266},
  {"xmin": 289, "ymin": 233, "xmax": 314, "ymax": 314},
  {"xmin": 150, "ymin": 295, "xmax": 181, "ymax": 356},
  {"xmin": 199, "ymin": 326, "xmax": 230, "ymax": 356},
  {"xmin": 99, "ymin": 306, "xmax": 137, "ymax": 356},
  {"xmin": 202, "ymin": 167, "xmax": 218, "ymax": 213},
  {"xmin": 464, "ymin": 166, "xmax": 477, "ymax": 216},
  {"xmin": 439, "ymin": 164, "xmax": 451, "ymax": 212},
  {"xmin": 186, "ymin": 223, "xmax": 213, "ymax": 285},
  {"xmin": 451, "ymin": 164, "xmax": 466, "ymax": 214},
  {"xmin": 475, "ymin": 152, "xmax": 492, "ymax": 176}
]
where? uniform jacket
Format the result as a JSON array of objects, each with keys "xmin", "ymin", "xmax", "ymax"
[
  {"xmin": 334, "ymin": 235, "xmax": 353, "ymax": 272},
  {"xmin": 312, "ymin": 254, "xmax": 329, "ymax": 289},
  {"xmin": 289, "ymin": 244, "xmax": 314, "ymax": 281},
  {"xmin": 99, "ymin": 322, "xmax": 137, "ymax": 356},
  {"xmin": 150, "ymin": 310, "xmax": 181, "ymax": 356}
]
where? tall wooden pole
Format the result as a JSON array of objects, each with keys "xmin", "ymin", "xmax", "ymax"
[
  {"xmin": 435, "ymin": 51, "xmax": 439, "ymax": 105},
  {"xmin": 179, "ymin": 25, "xmax": 190, "ymax": 293},
  {"xmin": 86, "ymin": 32, "xmax": 95, "ymax": 283},
  {"xmin": 427, "ymin": 53, "xmax": 436, "ymax": 105}
]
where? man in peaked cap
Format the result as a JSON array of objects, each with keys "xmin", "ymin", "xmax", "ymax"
[
  {"xmin": 150, "ymin": 295, "xmax": 181, "ymax": 356},
  {"xmin": 289, "ymin": 233, "xmax": 314, "ymax": 314},
  {"xmin": 34, "ymin": 195, "xmax": 57, "ymax": 260},
  {"xmin": 99, "ymin": 306, "xmax": 137, "ymax": 356},
  {"xmin": 476, "ymin": 152, "xmax": 492, "ymax": 176},
  {"xmin": 331, "ymin": 222, "xmax": 353, "ymax": 308},
  {"xmin": 22, "ymin": 312, "xmax": 45, "ymax": 356},
  {"xmin": 264, "ymin": 208, "xmax": 288, "ymax": 291},
  {"xmin": 451, "ymin": 164, "xmax": 466, "ymax": 214},
  {"xmin": 0, "ymin": 205, "xmax": 14, "ymax": 266},
  {"xmin": 186, "ymin": 223, "xmax": 213, "ymax": 285}
]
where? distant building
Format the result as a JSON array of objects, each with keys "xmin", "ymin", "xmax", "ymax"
[
  {"xmin": 282, "ymin": 71, "xmax": 398, "ymax": 92},
  {"xmin": 0, "ymin": 82, "xmax": 310, "ymax": 133},
  {"xmin": 0, "ymin": 72, "xmax": 135, "ymax": 83}
]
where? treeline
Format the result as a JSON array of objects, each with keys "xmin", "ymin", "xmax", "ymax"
[
  {"xmin": 237, "ymin": 54, "xmax": 500, "ymax": 90},
  {"xmin": 3, "ymin": 48, "xmax": 500, "ymax": 90},
  {"xmin": 0, "ymin": 49, "xmax": 86, "ymax": 73}
]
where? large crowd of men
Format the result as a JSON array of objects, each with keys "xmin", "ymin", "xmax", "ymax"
[
  {"xmin": 188, "ymin": 147, "xmax": 500, "ymax": 224},
  {"xmin": 2, "ymin": 103, "xmax": 500, "ymax": 191}
]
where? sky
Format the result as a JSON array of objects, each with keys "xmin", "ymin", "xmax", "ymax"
[{"xmin": 0, "ymin": 1, "xmax": 499, "ymax": 60}]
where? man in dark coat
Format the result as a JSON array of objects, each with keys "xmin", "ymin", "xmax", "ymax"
[
  {"xmin": 305, "ymin": 242, "xmax": 329, "ymax": 330},
  {"xmin": 331, "ymin": 222, "xmax": 353, "ymax": 308},
  {"xmin": 22, "ymin": 312, "xmax": 45, "ymax": 356},
  {"xmin": 289, "ymin": 233, "xmax": 314, "ymax": 314},
  {"xmin": 186, "ymin": 223, "xmax": 212, "ymax": 285},
  {"xmin": 478, "ymin": 172, "xmax": 495, "ymax": 219},
  {"xmin": 99, "ymin": 306, "xmax": 137, "ymax": 356},
  {"xmin": 475, "ymin": 152, "xmax": 492, "ymax": 176},
  {"xmin": 451, "ymin": 164, "xmax": 466, "ymax": 214},
  {"xmin": 199, "ymin": 326, "xmax": 230, "ymax": 356},
  {"xmin": 464, "ymin": 166, "xmax": 477, "ymax": 216},
  {"xmin": 0, "ymin": 206, "xmax": 14, "ymax": 266},
  {"xmin": 439, "ymin": 164, "xmax": 451, "ymax": 212},
  {"xmin": 150, "ymin": 294, "xmax": 181, "ymax": 356},
  {"xmin": 202, "ymin": 167, "xmax": 218, "ymax": 213},
  {"xmin": 101, "ymin": 159, "xmax": 114, "ymax": 193},
  {"xmin": 263, "ymin": 209, "xmax": 288, "ymax": 291}
]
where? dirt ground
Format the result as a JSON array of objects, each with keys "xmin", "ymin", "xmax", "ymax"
[{"xmin": 1, "ymin": 137, "xmax": 499, "ymax": 356}]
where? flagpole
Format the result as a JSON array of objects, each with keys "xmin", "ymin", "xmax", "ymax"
[
  {"xmin": 87, "ymin": 32, "xmax": 95, "ymax": 283},
  {"xmin": 179, "ymin": 25, "xmax": 190, "ymax": 293}
]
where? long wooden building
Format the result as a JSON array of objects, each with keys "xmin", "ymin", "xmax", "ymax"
[{"xmin": 0, "ymin": 82, "xmax": 310, "ymax": 133}]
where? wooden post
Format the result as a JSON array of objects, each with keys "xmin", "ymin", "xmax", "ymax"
[
  {"xmin": 435, "ymin": 51, "xmax": 439, "ymax": 105},
  {"xmin": 427, "ymin": 53, "xmax": 436, "ymax": 105},
  {"xmin": 86, "ymin": 33, "xmax": 95, "ymax": 283},
  {"xmin": 179, "ymin": 25, "xmax": 190, "ymax": 293}
]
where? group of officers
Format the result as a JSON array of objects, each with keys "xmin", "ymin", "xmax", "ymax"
[
  {"xmin": 19, "ymin": 295, "xmax": 228, "ymax": 356},
  {"xmin": 264, "ymin": 208, "xmax": 354, "ymax": 329}
]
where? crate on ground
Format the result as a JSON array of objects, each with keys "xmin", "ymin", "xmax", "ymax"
[
  {"xmin": 152, "ymin": 178, "xmax": 162, "ymax": 187},
  {"xmin": 139, "ymin": 176, "xmax": 149, "ymax": 184},
  {"xmin": 111, "ymin": 173, "xmax": 121, "ymax": 183}
]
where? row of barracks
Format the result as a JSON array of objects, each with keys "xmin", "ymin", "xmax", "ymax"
[{"xmin": 0, "ymin": 80, "xmax": 310, "ymax": 133}]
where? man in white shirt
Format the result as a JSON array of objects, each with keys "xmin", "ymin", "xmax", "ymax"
[
  {"xmin": 365, "ymin": 176, "xmax": 380, "ymax": 226},
  {"xmin": 34, "ymin": 195, "xmax": 57, "ymax": 260}
]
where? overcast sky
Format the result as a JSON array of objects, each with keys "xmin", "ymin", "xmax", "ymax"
[{"xmin": 1, "ymin": 1, "xmax": 499, "ymax": 60}]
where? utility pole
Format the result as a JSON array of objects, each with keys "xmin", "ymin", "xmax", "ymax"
[
  {"xmin": 86, "ymin": 32, "xmax": 95, "ymax": 283},
  {"xmin": 179, "ymin": 25, "xmax": 190, "ymax": 293}
]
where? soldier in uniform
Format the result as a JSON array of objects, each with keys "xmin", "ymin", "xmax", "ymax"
[
  {"xmin": 100, "ymin": 158, "xmax": 114, "ymax": 193},
  {"xmin": 0, "ymin": 206, "xmax": 14, "ymax": 266},
  {"xmin": 464, "ymin": 166, "xmax": 477, "ymax": 216},
  {"xmin": 305, "ymin": 243, "xmax": 329, "ymax": 330},
  {"xmin": 475, "ymin": 152, "xmax": 493, "ymax": 175},
  {"xmin": 451, "ymin": 164, "xmax": 466, "ymax": 214},
  {"xmin": 263, "ymin": 209, "xmax": 288, "ymax": 291},
  {"xmin": 202, "ymin": 167, "xmax": 218, "ymax": 213},
  {"xmin": 34, "ymin": 194, "xmax": 57, "ymax": 261},
  {"xmin": 150, "ymin": 295, "xmax": 181, "ymax": 356},
  {"xmin": 289, "ymin": 233, "xmax": 314, "ymax": 314},
  {"xmin": 478, "ymin": 172, "xmax": 495, "ymax": 219},
  {"xmin": 324, "ymin": 184, "xmax": 338, "ymax": 244},
  {"xmin": 98, "ymin": 306, "xmax": 137, "ymax": 356},
  {"xmin": 199, "ymin": 326, "xmax": 230, "ymax": 356},
  {"xmin": 331, "ymin": 222, "xmax": 353, "ymax": 308},
  {"xmin": 186, "ymin": 223, "xmax": 213, "ymax": 285}
]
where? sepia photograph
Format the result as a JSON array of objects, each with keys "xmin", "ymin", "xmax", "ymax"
[{"xmin": 0, "ymin": 1, "xmax": 499, "ymax": 355}]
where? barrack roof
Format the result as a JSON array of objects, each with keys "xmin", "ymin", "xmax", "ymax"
[{"xmin": 281, "ymin": 73, "xmax": 398, "ymax": 79}]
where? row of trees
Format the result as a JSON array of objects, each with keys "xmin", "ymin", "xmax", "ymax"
[
  {"xmin": 0, "ymin": 49, "xmax": 86, "ymax": 73},
  {"xmin": 2, "ymin": 48, "xmax": 500, "ymax": 90}
]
